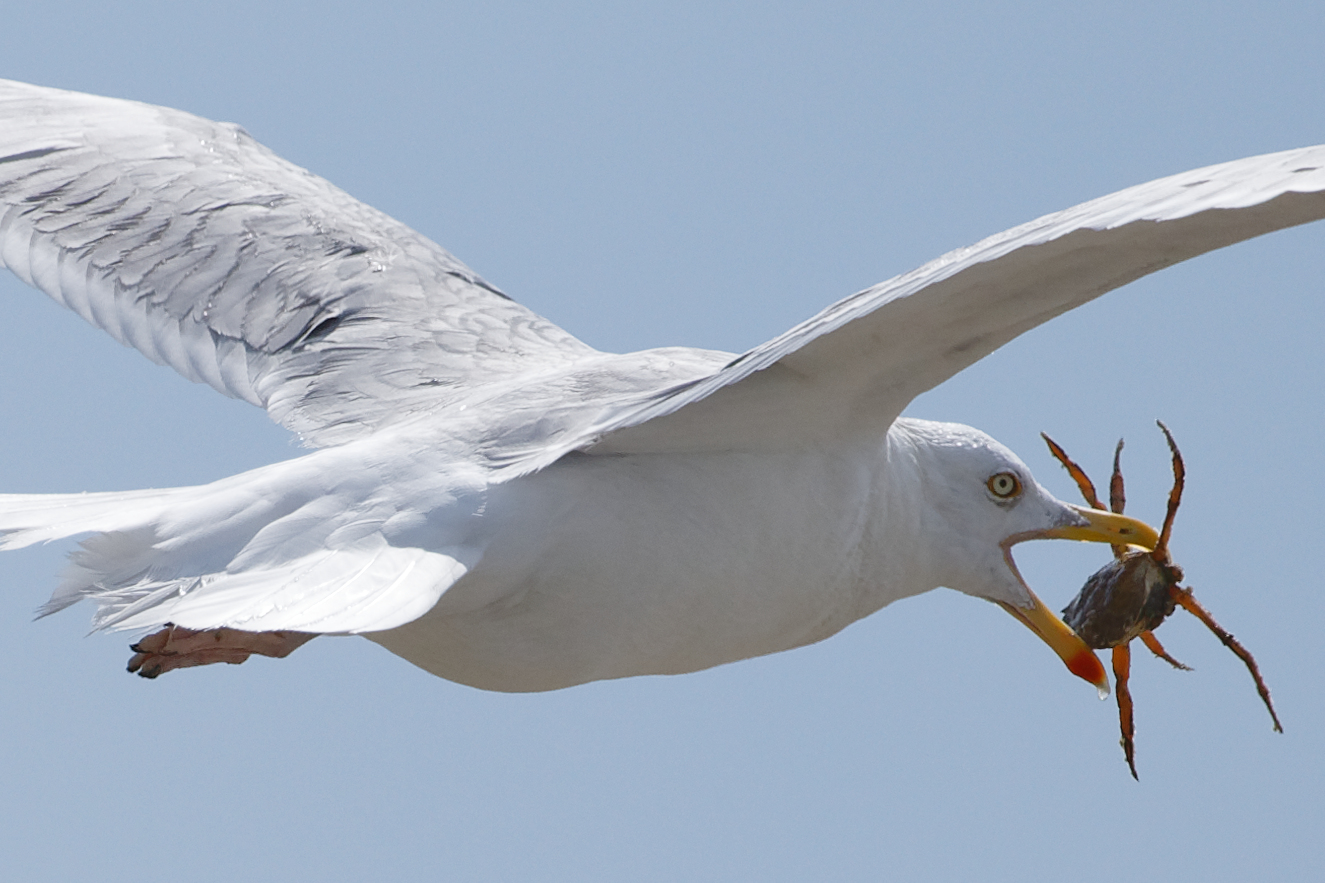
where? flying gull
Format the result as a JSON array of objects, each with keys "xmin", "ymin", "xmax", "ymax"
[{"xmin": 1, "ymin": 80, "xmax": 1321, "ymax": 692}]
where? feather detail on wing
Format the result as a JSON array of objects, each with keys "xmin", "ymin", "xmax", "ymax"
[
  {"xmin": 0, "ymin": 79, "xmax": 595, "ymax": 448},
  {"xmin": 586, "ymin": 147, "xmax": 1325, "ymax": 455}
]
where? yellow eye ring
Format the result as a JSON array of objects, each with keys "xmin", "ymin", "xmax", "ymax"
[{"xmin": 987, "ymin": 472, "xmax": 1022, "ymax": 499}]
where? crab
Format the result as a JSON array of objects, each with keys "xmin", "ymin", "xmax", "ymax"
[{"xmin": 1042, "ymin": 422, "xmax": 1282, "ymax": 779}]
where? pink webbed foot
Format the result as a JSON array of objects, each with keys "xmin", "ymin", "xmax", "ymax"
[{"xmin": 126, "ymin": 624, "xmax": 315, "ymax": 679}]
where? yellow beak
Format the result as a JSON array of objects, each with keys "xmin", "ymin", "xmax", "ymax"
[
  {"xmin": 1039, "ymin": 505, "xmax": 1160, "ymax": 551},
  {"xmin": 1000, "ymin": 506, "xmax": 1159, "ymax": 696},
  {"xmin": 997, "ymin": 590, "xmax": 1111, "ymax": 696}
]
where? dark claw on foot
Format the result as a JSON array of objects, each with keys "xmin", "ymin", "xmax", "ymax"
[{"xmin": 125, "ymin": 625, "xmax": 315, "ymax": 679}]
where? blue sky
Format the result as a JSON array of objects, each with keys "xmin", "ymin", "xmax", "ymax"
[{"xmin": 2, "ymin": 2, "xmax": 1324, "ymax": 880}]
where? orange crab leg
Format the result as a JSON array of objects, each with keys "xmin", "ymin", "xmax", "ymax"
[
  {"xmin": 1043, "ymin": 433, "xmax": 1134, "ymax": 558},
  {"xmin": 1155, "ymin": 421, "xmax": 1185, "ymax": 559},
  {"xmin": 1107, "ymin": 440, "xmax": 1130, "ymax": 557},
  {"xmin": 1042, "ymin": 433, "xmax": 1108, "ymax": 512},
  {"xmin": 1171, "ymin": 586, "xmax": 1283, "ymax": 733},
  {"xmin": 1112, "ymin": 643, "xmax": 1138, "ymax": 780},
  {"xmin": 1108, "ymin": 440, "xmax": 1126, "ymax": 517},
  {"xmin": 1139, "ymin": 630, "xmax": 1191, "ymax": 670}
]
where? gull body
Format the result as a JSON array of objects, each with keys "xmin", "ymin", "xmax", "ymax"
[{"xmin": 373, "ymin": 419, "xmax": 1072, "ymax": 691}]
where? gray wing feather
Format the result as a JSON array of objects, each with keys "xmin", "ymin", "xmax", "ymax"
[{"xmin": 0, "ymin": 80, "xmax": 594, "ymax": 447}]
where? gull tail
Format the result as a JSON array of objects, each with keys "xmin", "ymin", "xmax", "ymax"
[
  {"xmin": 0, "ymin": 454, "xmax": 486, "ymax": 635},
  {"xmin": 0, "ymin": 486, "xmax": 195, "ymax": 617}
]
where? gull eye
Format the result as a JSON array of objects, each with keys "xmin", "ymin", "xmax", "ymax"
[{"xmin": 987, "ymin": 472, "xmax": 1022, "ymax": 499}]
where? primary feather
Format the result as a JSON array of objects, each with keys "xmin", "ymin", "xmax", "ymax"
[{"xmin": 0, "ymin": 79, "xmax": 593, "ymax": 448}]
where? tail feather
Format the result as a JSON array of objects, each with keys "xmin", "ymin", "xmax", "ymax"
[
  {"xmin": 42, "ymin": 525, "xmax": 165, "ymax": 618},
  {"xmin": 0, "ymin": 487, "xmax": 191, "ymax": 551},
  {"xmin": 0, "ymin": 452, "xmax": 488, "ymax": 635}
]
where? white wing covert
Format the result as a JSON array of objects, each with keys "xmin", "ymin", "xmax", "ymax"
[{"xmin": 0, "ymin": 80, "xmax": 595, "ymax": 448}]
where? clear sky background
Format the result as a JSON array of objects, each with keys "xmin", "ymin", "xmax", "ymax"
[{"xmin": 2, "ymin": 2, "xmax": 1324, "ymax": 880}]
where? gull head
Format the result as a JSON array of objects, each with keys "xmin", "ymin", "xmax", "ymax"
[{"xmin": 890, "ymin": 419, "xmax": 1159, "ymax": 694}]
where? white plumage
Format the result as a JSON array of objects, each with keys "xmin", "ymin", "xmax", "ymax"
[{"xmin": 1, "ymin": 79, "xmax": 1322, "ymax": 690}]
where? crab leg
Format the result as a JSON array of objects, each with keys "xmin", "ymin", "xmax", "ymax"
[
  {"xmin": 1042, "ymin": 433, "xmax": 1108, "ymax": 512},
  {"xmin": 1106, "ymin": 440, "xmax": 1130, "ymax": 557},
  {"xmin": 1155, "ymin": 421, "xmax": 1185, "ymax": 559},
  {"xmin": 1042, "ymin": 433, "xmax": 1136, "ymax": 560},
  {"xmin": 1139, "ymin": 630, "xmax": 1192, "ymax": 670},
  {"xmin": 1171, "ymin": 587, "xmax": 1283, "ymax": 733},
  {"xmin": 1108, "ymin": 440, "xmax": 1126, "ymax": 517},
  {"xmin": 1112, "ymin": 643, "xmax": 1139, "ymax": 779}
]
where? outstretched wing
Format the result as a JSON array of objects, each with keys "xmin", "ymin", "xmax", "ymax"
[
  {"xmin": 588, "ymin": 146, "xmax": 1325, "ymax": 454},
  {"xmin": 0, "ymin": 80, "xmax": 594, "ymax": 448}
]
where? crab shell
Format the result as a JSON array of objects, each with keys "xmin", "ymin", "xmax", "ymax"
[{"xmin": 1061, "ymin": 551, "xmax": 1183, "ymax": 649}]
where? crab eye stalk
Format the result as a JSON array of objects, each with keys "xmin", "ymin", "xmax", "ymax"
[{"xmin": 987, "ymin": 472, "xmax": 1022, "ymax": 499}]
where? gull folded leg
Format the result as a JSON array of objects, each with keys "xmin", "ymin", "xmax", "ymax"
[{"xmin": 126, "ymin": 625, "xmax": 316, "ymax": 679}]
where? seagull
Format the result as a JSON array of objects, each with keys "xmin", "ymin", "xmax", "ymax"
[{"xmin": 1, "ymin": 80, "xmax": 1321, "ymax": 693}]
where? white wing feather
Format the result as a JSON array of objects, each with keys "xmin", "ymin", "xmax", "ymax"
[
  {"xmin": 587, "ymin": 147, "xmax": 1325, "ymax": 454},
  {"xmin": 0, "ymin": 79, "xmax": 595, "ymax": 448}
]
